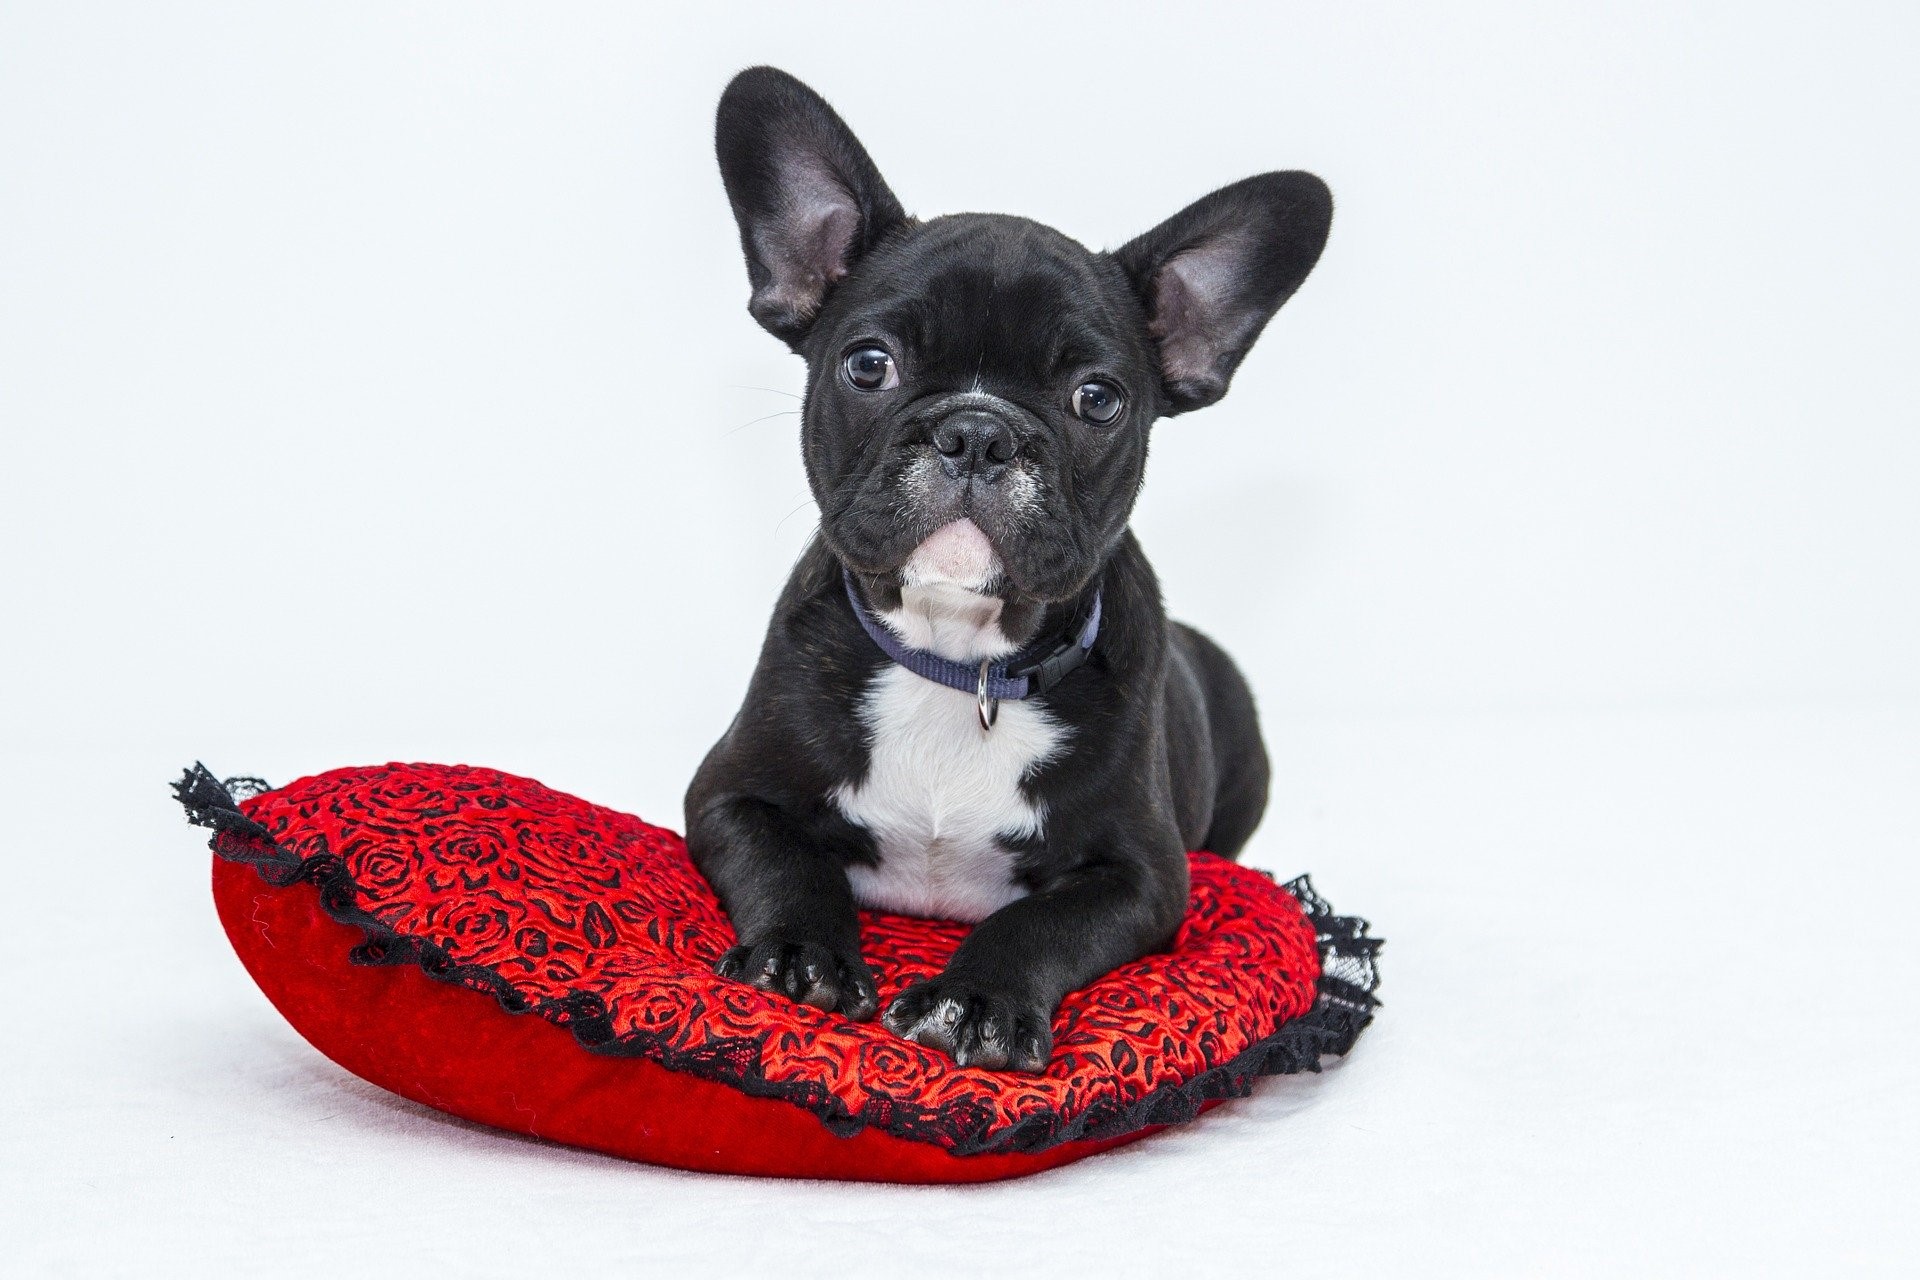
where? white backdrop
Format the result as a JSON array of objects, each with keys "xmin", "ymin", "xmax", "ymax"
[{"xmin": 3, "ymin": 3, "xmax": 1916, "ymax": 1276}]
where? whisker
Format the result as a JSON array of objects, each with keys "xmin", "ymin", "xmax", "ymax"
[
  {"xmin": 774, "ymin": 497, "xmax": 818, "ymax": 536},
  {"xmin": 727, "ymin": 384, "xmax": 804, "ymax": 400},
  {"xmin": 785, "ymin": 523, "xmax": 823, "ymax": 574},
  {"xmin": 723, "ymin": 409, "xmax": 800, "ymax": 437}
]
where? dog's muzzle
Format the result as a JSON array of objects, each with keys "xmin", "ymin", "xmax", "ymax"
[{"xmin": 932, "ymin": 409, "xmax": 1019, "ymax": 482}]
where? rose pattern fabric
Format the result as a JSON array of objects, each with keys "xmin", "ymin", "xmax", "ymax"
[{"xmin": 227, "ymin": 762, "xmax": 1327, "ymax": 1153}]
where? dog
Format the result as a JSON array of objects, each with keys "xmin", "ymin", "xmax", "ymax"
[{"xmin": 686, "ymin": 66, "xmax": 1331, "ymax": 1072}]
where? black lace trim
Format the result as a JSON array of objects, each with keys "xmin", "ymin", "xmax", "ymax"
[{"xmin": 175, "ymin": 763, "xmax": 1382, "ymax": 1157}]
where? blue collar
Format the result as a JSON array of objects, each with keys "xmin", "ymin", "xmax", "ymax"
[{"xmin": 842, "ymin": 568, "xmax": 1102, "ymax": 723}]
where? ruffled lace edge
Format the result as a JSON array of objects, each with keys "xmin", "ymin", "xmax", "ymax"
[{"xmin": 175, "ymin": 763, "xmax": 1381, "ymax": 1157}]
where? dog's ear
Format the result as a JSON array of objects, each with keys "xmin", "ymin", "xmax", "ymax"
[
  {"xmin": 1114, "ymin": 172, "xmax": 1332, "ymax": 415},
  {"xmin": 715, "ymin": 67, "xmax": 907, "ymax": 346}
]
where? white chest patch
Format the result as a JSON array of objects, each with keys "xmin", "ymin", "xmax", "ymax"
[{"xmin": 834, "ymin": 665, "xmax": 1066, "ymax": 922}]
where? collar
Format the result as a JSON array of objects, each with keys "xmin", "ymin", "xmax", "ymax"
[{"xmin": 842, "ymin": 568, "xmax": 1102, "ymax": 729}]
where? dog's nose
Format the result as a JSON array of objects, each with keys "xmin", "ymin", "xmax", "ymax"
[{"xmin": 932, "ymin": 411, "xmax": 1019, "ymax": 478}]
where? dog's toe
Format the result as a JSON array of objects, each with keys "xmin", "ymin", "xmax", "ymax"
[
  {"xmin": 883, "ymin": 977, "xmax": 1052, "ymax": 1073},
  {"xmin": 716, "ymin": 938, "xmax": 878, "ymax": 1020}
]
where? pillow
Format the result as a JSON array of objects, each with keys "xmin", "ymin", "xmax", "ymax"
[{"xmin": 175, "ymin": 762, "xmax": 1380, "ymax": 1182}]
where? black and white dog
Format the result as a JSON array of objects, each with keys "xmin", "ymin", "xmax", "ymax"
[{"xmin": 687, "ymin": 67, "xmax": 1331, "ymax": 1072}]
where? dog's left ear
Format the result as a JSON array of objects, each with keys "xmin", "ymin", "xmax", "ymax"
[
  {"xmin": 1114, "ymin": 172, "xmax": 1332, "ymax": 415},
  {"xmin": 715, "ymin": 66, "xmax": 908, "ymax": 346}
]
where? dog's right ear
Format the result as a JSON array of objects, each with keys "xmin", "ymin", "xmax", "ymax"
[{"xmin": 715, "ymin": 67, "xmax": 907, "ymax": 346}]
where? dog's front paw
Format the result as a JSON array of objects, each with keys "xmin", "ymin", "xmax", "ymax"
[
  {"xmin": 882, "ymin": 976, "xmax": 1052, "ymax": 1073},
  {"xmin": 716, "ymin": 938, "xmax": 880, "ymax": 1020}
]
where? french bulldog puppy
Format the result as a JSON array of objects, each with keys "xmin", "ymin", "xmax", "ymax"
[{"xmin": 687, "ymin": 66, "xmax": 1330, "ymax": 1072}]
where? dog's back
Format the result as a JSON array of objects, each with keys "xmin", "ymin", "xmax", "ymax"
[{"xmin": 1167, "ymin": 621, "xmax": 1271, "ymax": 858}]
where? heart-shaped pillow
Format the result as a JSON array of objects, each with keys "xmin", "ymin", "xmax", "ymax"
[{"xmin": 177, "ymin": 762, "xmax": 1379, "ymax": 1182}]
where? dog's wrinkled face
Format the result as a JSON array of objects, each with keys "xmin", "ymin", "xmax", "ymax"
[
  {"xmin": 716, "ymin": 67, "xmax": 1332, "ymax": 605},
  {"xmin": 797, "ymin": 214, "xmax": 1158, "ymax": 601}
]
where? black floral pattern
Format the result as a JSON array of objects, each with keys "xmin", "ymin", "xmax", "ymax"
[{"xmin": 176, "ymin": 762, "xmax": 1381, "ymax": 1155}]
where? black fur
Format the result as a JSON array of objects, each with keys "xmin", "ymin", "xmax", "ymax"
[{"xmin": 688, "ymin": 66, "xmax": 1331, "ymax": 1072}]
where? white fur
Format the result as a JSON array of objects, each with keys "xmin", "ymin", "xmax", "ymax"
[
  {"xmin": 833, "ymin": 522, "xmax": 1068, "ymax": 921},
  {"xmin": 835, "ymin": 666, "xmax": 1064, "ymax": 921},
  {"xmin": 902, "ymin": 518, "xmax": 999, "ymax": 593},
  {"xmin": 890, "ymin": 518, "xmax": 1017, "ymax": 660}
]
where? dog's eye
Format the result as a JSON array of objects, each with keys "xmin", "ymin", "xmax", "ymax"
[
  {"xmin": 843, "ymin": 346, "xmax": 898, "ymax": 392},
  {"xmin": 1072, "ymin": 381, "xmax": 1124, "ymax": 425}
]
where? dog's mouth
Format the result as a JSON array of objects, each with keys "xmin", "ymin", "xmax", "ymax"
[
  {"xmin": 822, "ymin": 419, "xmax": 1085, "ymax": 602},
  {"xmin": 899, "ymin": 518, "xmax": 1004, "ymax": 594}
]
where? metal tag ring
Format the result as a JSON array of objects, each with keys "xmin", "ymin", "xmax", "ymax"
[{"xmin": 976, "ymin": 659, "xmax": 1000, "ymax": 732}]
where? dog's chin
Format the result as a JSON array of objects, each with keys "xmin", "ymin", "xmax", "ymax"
[
  {"xmin": 892, "ymin": 517, "xmax": 1103, "ymax": 604},
  {"xmin": 826, "ymin": 499, "xmax": 1093, "ymax": 603},
  {"xmin": 899, "ymin": 518, "xmax": 1003, "ymax": 594}
]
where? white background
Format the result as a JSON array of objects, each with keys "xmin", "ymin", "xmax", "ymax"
[{"xmin": 3, "ymin": 2, "xmax": 1916, "ymax": 1275}]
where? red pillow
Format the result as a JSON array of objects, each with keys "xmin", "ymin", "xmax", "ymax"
[{"xmin": 176, "ymin": 762, "xmax": 1379, "ymax": 1182}]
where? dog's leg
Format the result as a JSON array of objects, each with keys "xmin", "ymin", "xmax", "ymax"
[
  {"xmin": 689, "ymin": 795, "xmax": 880, "ymax": 1020},
  {"xmin": 882, "ymin": 855, "xmax": 1187, "ymax": 1072}
]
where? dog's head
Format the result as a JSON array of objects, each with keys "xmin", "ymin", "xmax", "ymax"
[{"xmin": 716, "ymin": 67, "xmax": 1331, "ymax": 605}]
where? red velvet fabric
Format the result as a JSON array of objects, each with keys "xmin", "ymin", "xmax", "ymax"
[
  {"xmin": 215, "ymin": 858, "xmax": 1150, "ymax": 1181},
  {"xmin": 203, "ymin": 763, "xmax": 1333, "ymax": 1181}
]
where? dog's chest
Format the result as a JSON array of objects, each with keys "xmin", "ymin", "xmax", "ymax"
[{"xmin": 832, "ymin": 665, "xmax": 1065, "ymax": 922}]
